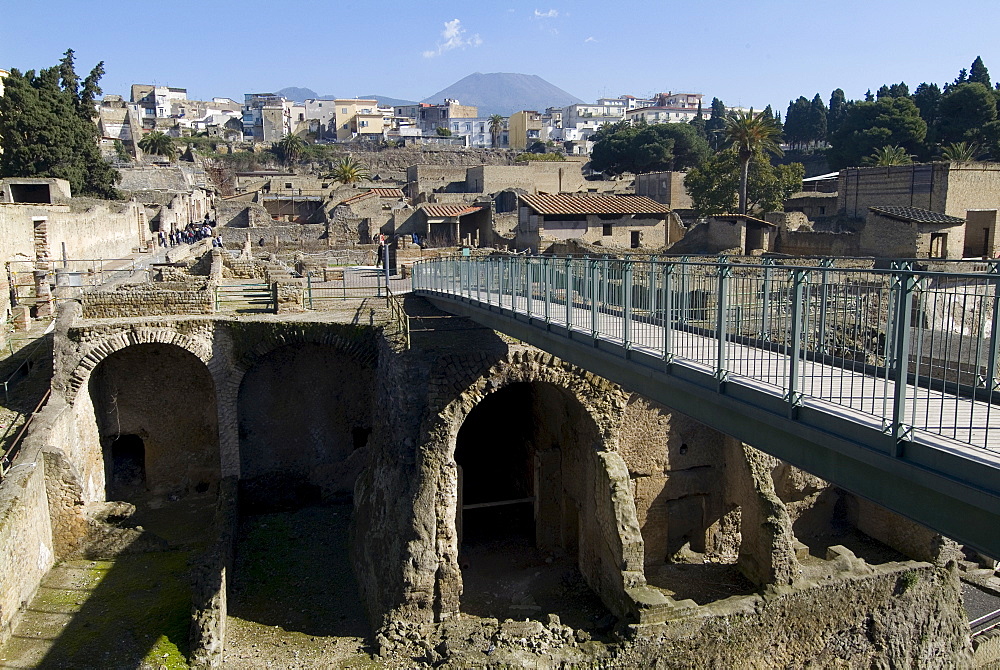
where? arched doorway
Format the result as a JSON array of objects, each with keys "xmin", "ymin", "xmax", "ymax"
[
  {"xmin": 237, "ymin": 343, "xmax": 375, "ymax": 511},
  {"xmin": 88, "ymin": 343, "xmax": 221, "ymax": 505},
  {"xmin": 453, "ymin": 381, "xmax": 609, "ymax": 627}
]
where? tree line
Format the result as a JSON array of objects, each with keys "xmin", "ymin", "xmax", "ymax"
[{"xmin": 780, "ymin": 56, "xmax": 1000, "ymax": 167}]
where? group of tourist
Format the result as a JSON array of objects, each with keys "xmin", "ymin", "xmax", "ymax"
[{"xmin": 157, "ymin": 215, "xmax": 224, "ymax": 249}]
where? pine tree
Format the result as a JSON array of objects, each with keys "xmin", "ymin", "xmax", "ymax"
[
  {"xmin": 969, "ymin": 56, "xmax": 992, "ymax": 89},
  {"xmin": 888, "ymin": 82, "xmax": 910, "ymax": 98},
  {"xmin": 864, "ymin": 89, "xmax": 874, "ymax": 102},
  {"xmin": 0, "ymin": 49, "xmax": 119, "ymax": 198}
]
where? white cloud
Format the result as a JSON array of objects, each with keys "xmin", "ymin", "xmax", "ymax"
[
  {"xmin": 584, "ymin": 36, "xmax": 597, "ymax": 43},
  {"xmin": 534, "ymin": 9, "xmax": 559, "ymax": 18},
  {"xmin": 423, "ymin": 18, "xmax": 482, "ymax": 58}
]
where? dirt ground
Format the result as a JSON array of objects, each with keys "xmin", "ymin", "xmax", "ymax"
[{"xmin": 222, "ymin": 504, "xmax": 377, "ymax": 669}]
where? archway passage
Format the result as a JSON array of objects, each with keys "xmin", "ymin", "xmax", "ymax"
[
  {"xmin": 455, "ymin": 383, "xmax": 537, "ymax": 544},
  {"xmin": 237, "ymin": 343, "xmax": 374, "ymax": 511},
  {"xmin": 89, "ymin": 342, "xmax": 221, "ymax": 506},
  {"xmin": 453, "ymin": 381, "xmax": 611, "ymax": 630}
]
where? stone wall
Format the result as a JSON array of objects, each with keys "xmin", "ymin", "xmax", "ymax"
[
  {"xmin": 466, "ymin": 161, "xmax": 590, "ymax": 195},
  {"xmin": 777, "ymin": 229, "xmax": 860, "ymax": 256},
  {"xmin": 838, "ymin": 162, "xmax": 1000, "ymax": 219},
  {"xmin": 0, "ymin": 200, "xmax": 147, "ymax": 270},
  {"xmin": 81, "ymin": 284, "xmax": 215, "ymax": 318},
  {"xmin": 0, "ymin": 442, "xmax": 54, "ymax": 647}
]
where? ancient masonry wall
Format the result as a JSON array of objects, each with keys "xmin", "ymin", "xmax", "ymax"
[
  {"xmin": 0, "ymin": 200, "xmax": 146, "ymax": 267},
  {"xmin": 81, "ymin": 286, "xmax": 216, "ymax": 318}
]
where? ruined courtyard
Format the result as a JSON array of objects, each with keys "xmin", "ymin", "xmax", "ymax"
[{"xmin": 0, "ymin": 237, "xmax": 996, "ymax": 669}]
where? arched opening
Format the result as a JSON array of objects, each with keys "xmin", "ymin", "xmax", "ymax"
[
  {"xmin": 230, "ymin": 342, "xmax": 374, "ymax": 641},
  {"xmin": 237, "ymin": 342, "xmax": 375, "ymax": 511},
  {"xmin": 453, "ymin": 381, "xmax": 610, "ymax": 630},
  {"xmin": 89, "ymin": 343, "xmax": 220, "ymax": 507}
]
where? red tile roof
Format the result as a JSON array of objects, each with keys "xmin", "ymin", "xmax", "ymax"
[
  {"xmin": 338, "ymin": 188, "xmax": 405, "ymax": 205},
  {"xmin": 421, "ymin": 204, "xmax": 483, "ymax": 218},
  {"xmin": 520, "ymin": 194, "xmax": 670, "ymax": 216},
  {"xmin": 370, "ymin": 188, "xmax": 405, "ymax": 198}
]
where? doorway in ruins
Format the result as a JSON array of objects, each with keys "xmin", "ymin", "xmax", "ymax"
[
  {"xmin": 87, "ymin": 342, "xmax": 221, "ymax": 543},
  {"xmin": 229, "ymin": 342, "xmax": 373, "ymax": 642},
  {"xmin": 453, "ymin": 381, "xmax": 611, "ymax": 630}
]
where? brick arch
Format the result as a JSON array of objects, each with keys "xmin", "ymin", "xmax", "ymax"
[
  {"xmin": 65, "ymin": 327, "xmax": 217, "ymax": 403},
  {"xmin": 420, "ymin": 348, "xmax": 636, "ymax": 621},
  {"xmin": 436, "ymin": 349, "xmax": 627, "ymax": 453}
]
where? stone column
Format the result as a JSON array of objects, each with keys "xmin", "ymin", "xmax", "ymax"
[
  {"xmin": 32, "ymin": 217, "xmax": 53, "ymax": 318},
  {"xmin": 723, "ymin": 437, "xmax": 799, "ymax": 586}
]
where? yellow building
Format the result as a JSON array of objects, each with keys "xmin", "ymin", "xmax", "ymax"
[
  {"xmin": 508, "ymin": 110, "xmax": 544, "ymax": 151},
  {"xmin": 333, "ymin": 99, "xmax": 385, "ymax": 142}
]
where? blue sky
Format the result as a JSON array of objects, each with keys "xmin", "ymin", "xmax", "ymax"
[{"xmin": 2, "ymin": 0, "xmax": 998, "ymax": 113}]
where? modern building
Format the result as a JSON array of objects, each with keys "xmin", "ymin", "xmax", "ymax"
[
  {"xmin": 516, "ymin": 194, "xmax": 671, "ymax": 250},
  {"xmin": 508, "ymin": 111, "xmax": 544, "ymax": 151},
  {"xmin": 332, "ymin": 99, "xmax": 387, "ymax": 142}
]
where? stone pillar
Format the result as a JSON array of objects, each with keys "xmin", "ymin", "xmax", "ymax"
[
  {"xmin": 723, "ymin": 437, "xmax": 798, "ymax": 586},
  {"xmin": 32, "ymin": 217, "xmax": 53, "ymax": 317}
]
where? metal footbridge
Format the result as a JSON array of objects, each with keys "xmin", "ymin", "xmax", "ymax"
[{"xmin": 413, "ymin": 255, "xmax": 1000, "ymax": 557}]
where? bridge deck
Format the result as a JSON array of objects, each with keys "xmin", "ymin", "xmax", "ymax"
[{"xmin": 485, "ymin": 290, "xmax": 1000, "ymax": 455}]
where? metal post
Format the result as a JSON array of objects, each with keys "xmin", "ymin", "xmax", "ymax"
[
  {"xmin": 662, "ymin": 263, "xmax": 674, "ymax": 363},
  {"xmin": 525, "ymin": 256, "xmax": 532, "ymax": 318},
  {"xmin": 623, "ymin": 260, "xmax": 633, "ymax": 351},
  {"xmin": 307, "ymin": 272, "xmax": 313, "ymax": 309},
  {"xmin": 384, "ymin": 242, "xmax": 390, "ymax": 296},
  {"xmin": 760, "ymin": 258, "xmax": 773, "ymax": 340},
  {"xmin": 590, "ymin": 259, "xmax": 599, "ymax": 340},
  {"xmin": 888, "ymin": 270, "xmax": 917, "ymax": 455},
  {"xmin": 788, "ymin": 268, "xmax": 808, "ymax": 414},
  {"xmin": 985, "ymin": 267, "xmax": 1000, "ymax": 397},
  {"xmin": 544, "ymin": 256, "xmax": 551, "ymax": 324},
  {"xmin": 817, "ymin": 257, "xmax": 834, "ymax": 354},
  {"xmin": 715, "ymin": 262, "xmax": 731, "ymax": 385},
  {"xmin": 566, "ymin": 257, "xmax": 574, "ymax": 330}
]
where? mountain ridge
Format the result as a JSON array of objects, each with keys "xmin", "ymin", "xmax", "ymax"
[{"xmin": 422, "ymin": 72, "xmax": 582, "ymax": 117}]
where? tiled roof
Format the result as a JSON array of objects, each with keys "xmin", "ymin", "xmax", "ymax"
[
  {"xmin": 339, "ymin": 191, "xmax": 375, "ymax": 205},
  {"xmin": 869, "ymin": 206, "xmax": 965, "ymax": 224},
  {"xmin": 370, "ymin": 188, "xmax": 405, "ymax": 198},
  {"xmin": 339, "ymin": 188, "xmax": 405, "ymax": 206},
  {"xmin": 519, "ymin": 194, "xmax": 670, "ymax": 216},
  {"xmin": 710, "ymin": 213, "xmax": 776, "ymax": 227},
  {"xmin": 421, "ymin": 204, "xmax": 483, "ymax": 218}
]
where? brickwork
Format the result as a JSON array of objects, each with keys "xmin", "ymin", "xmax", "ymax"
[{"xmin": 81, "ymin": 284, "xmax": 215, "ymax": 318}]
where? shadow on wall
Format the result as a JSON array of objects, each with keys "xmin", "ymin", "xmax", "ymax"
[{"xmin": 236, "ymin": 342, "xmax": 375, "ymax": 512}]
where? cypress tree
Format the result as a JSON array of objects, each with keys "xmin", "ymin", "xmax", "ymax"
[
  {"xmin": 704, "ymin": 97, "xmax": 728, "ymax": 150},
  {"xmin": 969, "ymin": 56, "xmax": 992, "ymax": 89},
  {"xmin": 827, "ymin": 88, "xmax": 847, "ymax": 136},
  {"xmin": 807, "ymin": 94, "xmax": 828, "ymax": 144}
]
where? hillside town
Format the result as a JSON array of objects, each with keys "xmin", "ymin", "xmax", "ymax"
[{"xmin": 2, "ymin": 43, "xmax": 1000, "ymax": 670}]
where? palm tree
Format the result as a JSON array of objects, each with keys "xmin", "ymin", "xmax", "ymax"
[
  {"xmin": 138, "ymin": 131, "xmax": 175, "ymax": 160},
  {"xmin": 325, "ymin": 156, "xmax": 370, "ymax": 185},
  {"xmin": 863, "ymin": 145, "xmax": 912, "ymax": 166},
  {"xmin": 488, "ymin": 114, "xmax": 505, "ymax": 148},
  {"xmin": 940, "ymin": 141, "xmax": 980, "ymax": 162},
  {"xmin": 723, "ymin": 110, "xmax": 783, "ymax": 215},
  {"xmin": 276, "ymin": 133, "xmax": 306, "ymax": 165}
]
